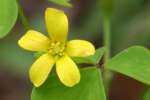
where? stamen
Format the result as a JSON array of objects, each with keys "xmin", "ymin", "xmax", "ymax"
[{"xmin": 48, "ymin": 41, "xmax": 65, "ymax": 57}]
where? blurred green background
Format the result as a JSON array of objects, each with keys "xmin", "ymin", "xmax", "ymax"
[{"xmin": 0, "ymin": 0, "xmax": 150, "ymax": 100}]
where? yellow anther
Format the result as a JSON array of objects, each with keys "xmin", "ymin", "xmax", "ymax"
[
  {"xmin": 56, "ymin": 42, "xmax": 60, "ymax": 46},
  {"xmin": 48, "ymin": 41, "xmax": 65, "ymax": 57},
  {"xmin": 59, "ymin": 52, "xmax": 64, "ymax": 56},
  {"xmin": 51, "ymin": 43, "xmax": 55, "ymax": 46}
]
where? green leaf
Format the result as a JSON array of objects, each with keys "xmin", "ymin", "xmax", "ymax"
[
  {"xmin": 72, "ymin": 47, "xmax": 105, "ymax": 65},
  {"xmin": 143, "ymin": 88, "xmax": 150, "ymax": 100},
  {"xmin": 0, "ymin": 0, "xmax": 18, "ymax": 38},
  {"xmin": 106, "ymin": 46, "xmax": 150, "ymax": 85},
  {"xmin": 48, "ymin": 0, "xmax": 72, "ymax": 7},
  {"xmin": 31, "ymin": 67, "xmax": 106, "ymax": 100}
]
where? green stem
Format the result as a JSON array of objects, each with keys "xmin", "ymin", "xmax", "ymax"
[
  {"xmin": 103, "ymin": 18, "xmax": 110, "ymax": 60},
  {"xmin": 17, "ymin": 0, "xmax": 32, "ymax": 30},
  {"xmin": 103, "ymin": 17, "xmax": 113, "ymax": 94}
]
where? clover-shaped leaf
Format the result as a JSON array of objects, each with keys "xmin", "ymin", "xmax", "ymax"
[
  {"xmin": 106, "ymin": 46, "xmax": 150, "ymax": 85},
  {"xmin": 31, "ymin": 67, "xmax": 106, "ymax": 100},
  {"xmin": 0, "ymin": 0, "xmax": 18, "ymax": 38}
]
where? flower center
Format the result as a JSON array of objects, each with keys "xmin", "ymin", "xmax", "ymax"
[{"xmin": 48, "ymin": 41, "xmax": 65, "ymax": 58}]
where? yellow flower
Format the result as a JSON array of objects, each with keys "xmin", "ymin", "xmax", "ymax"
[{"xmin": 18, "ymin": 8, "xmax": 95, "ymax": 87}]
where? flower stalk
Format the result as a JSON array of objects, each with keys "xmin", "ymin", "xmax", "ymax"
[{"xmin": 103, "ymin": 16, "xmax": 113, "ymax": 94}]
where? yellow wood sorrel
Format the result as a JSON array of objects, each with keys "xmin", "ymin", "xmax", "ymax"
[{"xmin": 18, "ymin": 8, "xmax": 95, "ymax": 87}]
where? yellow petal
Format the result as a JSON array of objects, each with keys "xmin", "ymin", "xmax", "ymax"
[
  {"xmin": 66, "ymin": 40, "xmax": 95, "ymax": 57},
  {"xmin": 56, "ymin": 55, "xmax": 80, "ymax": 87},
  {"xmin": 45, "ymin": 8, "xmax": 68, "ymax": 42},
  {"xmin": 29, "ymin": 54, "xmax": 55, "ymax": 87},
  {"xmin": 18, "ymin": 30, "xmax": 50, "ymax": 52}
]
